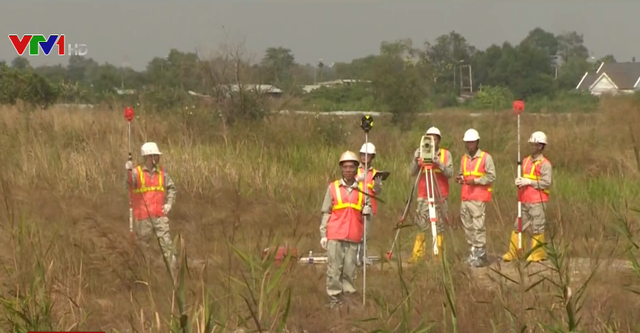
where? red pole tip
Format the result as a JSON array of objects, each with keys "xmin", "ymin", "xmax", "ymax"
[
  {"xmin": 124, "ymin": 106, "xmax": 135, "ymax": 121},
  {"xmin": 512, "ymin": 100, "xmax": 525, "ymax": 114}
]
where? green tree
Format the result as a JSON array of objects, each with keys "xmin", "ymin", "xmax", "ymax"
[
  {"xmin": 146, "ymin": 56, "xmax": 174, "ymax": 87},
  {"xmin": 0, "ymin": 65, "xmax": 58, "ymax": 107},
  {"xmin": 520, "ymin": 27, "xmax": 559, "ymax": 57},
  {"xmin": 425, "ymin": 31, "xmax": 477, "ymax": 93},
  {"xmin": 511, "ymin": 42, "xmax": 555, "ymax": 98},
  {"xmin": 556, "ymin": 31, "xmax": 589, "ymax": 62},
  {"xmin": 64, "ymin": 56, "xmax": 103, "ymax": 102},
  {"xmin": 370, "ymin": 39, "xmax": 431, "ymax": 127},
  {"xmin": 480, "ymin": 41, "xmax": 554, "ymax": 99},
  {"xmin": 471, "ymin": 44, "xmax": 504, "ymax": 91},
  {"xmin": 260, "ymin": 47, "xmax": 296, "ymax": 89},
  {"xmin": 554, "ymin": 56, "xmax": 590, "ymax": 90},
  {"xmin": 11, "ymin": 57, "xmax": 31, "ymax": 70},
  {"xmin": 333, "ymin": 55, "xmax": 377, "ymax": 80},
  {"xmin": 34, "ymin": 65, "xmax": 68, "ymax": 84}
]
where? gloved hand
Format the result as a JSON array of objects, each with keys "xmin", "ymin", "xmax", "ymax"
[
  {"xmin": 362, "ymin": 205, "xmax": 372, "ymax": 215},
  {"xmin": 125, "ymin": 161, "xmax": 133, "ymax": 170},
  {"xmin": 320, "ymin": 237, "xmax": 328, "ymax": 250},
  {"xmin": 515, "ymin": 177, "xmax": 532, "ymax": 187},
  {"xmin": 432, "ymin": 154, "xmax": 442, "ymax": 167},
  {"xmin": 414, "ymin": 149, "xmax": 420, "ymax": 161},
  {"xmin": 162, "ymin": 204, "xmax": 172, "ymax": 215},
  {"xmin": 355, "ymin": 174, "xmax": 365, "ymax": 182}
]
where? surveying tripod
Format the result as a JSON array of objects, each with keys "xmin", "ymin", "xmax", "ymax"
[{"xmin": 418, "ymin": 134, "xmax": 445, "ymax": 257}]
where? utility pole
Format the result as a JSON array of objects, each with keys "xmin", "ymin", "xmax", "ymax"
[
  {"xmin": 459, "ymin": 60, "xmax": 473, "ymax": 94},
  {"xmin": 121, "ymin": 55, "xmax": 129, "ymax": 89},
  {"xmin": 314, "ymin": 58, "xmax": 324, "ymax": 85},
  {"xmin": 453, "ymin": 60, "xmax": 464, "ymax": 95}
]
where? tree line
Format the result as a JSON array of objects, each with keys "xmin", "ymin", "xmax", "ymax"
[{"xmin": 0, "ymin": 27, "xmax": 625, "ymax": 120}]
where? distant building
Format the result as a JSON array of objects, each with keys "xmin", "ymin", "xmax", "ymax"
[
  {"xmin": 302, "ymin": 85, "xmax": 322, "ymax": 93},
  {"xmin": 187, "ymin": 84, "xmax": 283, "ymax": 100},
  {"xmin": 114, "ymin": 88, "xmax": 136, "ymax": 95},
  {"xmin": 301, "ymin": 79, "xmax": 371, "ymax": 93},
  {"xmin": 576, "ymin": 62, "xmax": 640, "ymax": 96},
  {"xmin": 227, "ymin": 84, "xmax": 283, "ymax": 95},
  {"xmin": 316, "ymin": 79, "xmax": 371, "ymax": 86}
]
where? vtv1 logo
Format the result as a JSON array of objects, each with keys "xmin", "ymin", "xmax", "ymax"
[{"xmin": 8, "ymin": 34, "xmax": 88, "ymax": 56}]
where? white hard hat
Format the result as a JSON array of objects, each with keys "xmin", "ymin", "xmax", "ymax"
[
  {"xmin": 426, "ymin": 126, "xmax": 441, "ymax": 137},
  {"xmin": 528, "ymin": 131, "xmax": 547, "ymax": 145},
  {"xmin": 463, "ymin": 129, "xmax": 480, "ymax": 142},
  {"xmin": 339, "ymin": 150, "xmax": 359, "ymax": 165},
  {"xmin": 359, "ymin": 142, "xmax": 376, "ymax": 154},
  {"xmin": 140, "ymin": 142, "xmax": 162, "ymax": 156}
]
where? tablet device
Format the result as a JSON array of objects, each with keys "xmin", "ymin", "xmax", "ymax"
[{"xmin": 373, "ymin": 171, "xmax": 390, "ymax": 181}]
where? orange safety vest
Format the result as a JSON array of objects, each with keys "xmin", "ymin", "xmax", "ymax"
[
  {"xmin": 418, "ymin": 148, "xmax": 450, "ymax": 199},
  {"xmin": 131, "ymin": 166, "xmax": 165, "ymax": 220},
  {"xmin": 519, "ymin": 156, "xmax": 551, "ymax": 203},
  {"xmin": 461, "ymin": 151, "xmax": 493, "ymax": 202},
  {"xmin": 326, "ymin": 180, "xmax": 364, "ymax": 243},
  {"xmin": 356, "ymin": 167, "xmax": 378, "ymax": 215}
]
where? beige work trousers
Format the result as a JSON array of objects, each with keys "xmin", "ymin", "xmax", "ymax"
[
  {"xmin": 326, "ymin": 239, "xmax": 358, "ymax": 300},
  {"xmin": 134, "ymin": 216, "xmax": 177, "ymax": 264},
  {"xmin": 514, "ymin": 202, "xmax": 547, "ymax": 234},
  {"xmin": 460, "ymin": 200, "xmax": 487, "ymax": 248},
  {"xmin": 358, "ymin": 215, "xmax": 373, "ymax": 263},
  {"xmin": 415, "ymin": 197, "xmax": 448, "ymax": 235},
  {"xmin": 359, "ymin": 215, "xmax": 373, "ymax": 241}
]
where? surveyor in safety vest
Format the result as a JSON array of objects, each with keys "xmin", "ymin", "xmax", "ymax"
[
  {"xmin": 502, "ymin": 131, "xmax": 552, "ymax": 263},
  {"xmin": 355, "ymin": 142, "xmax": 383, "ymax": 266},
  {"xmin": 407, "ymin": 126, "xmax": 454, "ymax": 263},
  {"xmin": 125, "ymin": 142, "xmax": 178, "ymax": 270},
  {"xmin": 319, "ymin": 150, "xmax": 371, "ymax": 308},
  {"xmin": 456, "ymin": 129, "xmax": 496, "ymax": 268}
]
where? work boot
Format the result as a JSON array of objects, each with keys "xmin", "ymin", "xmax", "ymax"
[
  {"xmin": 356, "ymin": 243, "xmax": 373, "ymax": 267},
  {"xmin": 327, "ymin": 295, "xmax": 343, "ymax": 309},
  {"xmin": 406, "ymin": 233, "xmax": 426, "ymax": 263},
  {"xmin": 436, "ymin": 234, "xmax": 444, "ymax": 257},
  {"xmin": 465, "ymin": 246, "xmax": 475, "ymax": 265},
  {"xmin": 470, "ymin": 247, "xmax": 489, "ymax": 268},
  {"xmin": 501, "ymin": 231, "xmax": 522, "ymax": 262},
  {"xmin": 342, "ymin": 292, "xmax": 360, "ymax": 307},
  {"xmin": 527, "ymin": 233, "xmax": 548, "ymax": 262}
]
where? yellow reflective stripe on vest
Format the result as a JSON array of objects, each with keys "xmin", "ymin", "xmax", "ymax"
[
  {"xmin": 522, "ymin": 157, "xmax": 550, "ymax": 194},
  {"xmin": 332, "ymin": 180, "xmax": 363, "ymax": 211},
  {"xmin": 434, "ymin": 149, "xmax": 445, "ymax": 173},
  {"xmin": 522, "ymin": 157, "xmax": 540, "ymax": 180},
  {"xmin": 462, "ymin": 152, "xmax": 486, "ymax": 177},
  {"xmin": 357, "ymin": 167, "xmax": 377, "ymax": 190},
  {"xmin": 132, "ymin": 166, "xmax": 165, "ymax": 193}
]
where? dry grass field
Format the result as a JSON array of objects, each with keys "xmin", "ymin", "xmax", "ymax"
[{"xmin": 1, "ymin": 97, "xmax": 640, "ymax": 333}]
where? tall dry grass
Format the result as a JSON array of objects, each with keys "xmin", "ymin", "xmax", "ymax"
[{"xmin": 0, "ymin": 96, "xmax": 639, "ymax": 332}]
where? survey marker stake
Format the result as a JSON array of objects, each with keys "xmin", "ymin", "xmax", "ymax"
[
  {"xmin": 360, "ymin": 115, "xmax": 373, "ymax": 306},
  {"xmin": 513, "ymin": 100, "xmax": 525, "ymax": 256},
  {"xmin": 124, "ymin": 106, "xmax": 135, "ymax": 244}
]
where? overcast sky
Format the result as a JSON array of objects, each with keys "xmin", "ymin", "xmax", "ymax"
[{"xmin": 1, "ymin": 1, "xmax": 637, "ymax": 71}]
